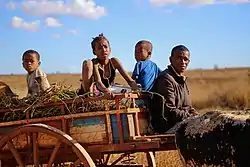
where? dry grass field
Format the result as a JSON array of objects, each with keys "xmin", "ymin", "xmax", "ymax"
[
  {"xmin": 0, "ymin": 67, "xmax": 250, "ymax": 166},
  {"xmin": 1, "ymin": 67, "xmax": 249, "ymax": 111}
]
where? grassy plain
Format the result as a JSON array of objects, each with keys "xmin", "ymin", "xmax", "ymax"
[{"xmin": 1, "ymin": 67, "xmax": 249, "ymax": 111}]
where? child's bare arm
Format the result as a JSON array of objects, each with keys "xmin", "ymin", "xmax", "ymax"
[
  {"xmin": 81, "ymin": 60, "xmax": 94, "ymax": 93},
  {"xmin": 111, "ymin": 58, "xmax": 139, "ymax": 90},
  {"xmin": 93, "ymin": 63, "xmax": 110, "ymax": 93}
]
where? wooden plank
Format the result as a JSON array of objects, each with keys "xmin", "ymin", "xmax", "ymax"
[
  {"xmin": 132, "ymin": 134, "xmax": 176, "ymax": 143},
  {"xmin": 71, "ymin": 116, "xmax": 105, "ymax": 127},
  {"xmin": 116, "ymin": 113, "xmax": 124, "ymax": 144},
  {"xmin": 70, "ymin": 125, "xmax": 106, "ymax": 143},
  {"xmin": 0, "ymin": 108, "xmax": 141, "ymax": 127},
  {"xmin": 127, "ymin": 114, "xmax": 136, "ymax": 138},
  {"xmin": 69, "ymin": 116, "xmax": 107, "ymax": 143},
  {"xmin": 37, "ymin": 133, "xmax": 57, "ymax": 147},
  {"xmin": 71, "ymin": 124, "xmax": 106, "ymax": 133},
  {"xmin": 105, "ymin": 114, "xmax": 113, "ymax": 144},
  {"xmin": 85, "ymin": 141, "xmax": 161, "ymax": 153},
  {"xmin": 134, "ymin": 112, "xmax": 141, "ymax": 136}
]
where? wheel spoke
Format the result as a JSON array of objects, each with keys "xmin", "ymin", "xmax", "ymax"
[
  {"xmin": 146, "ymin": 152, "xmax": 156, "ymax": 167},
  {"xmin": 7, "ymin": 141, "xmax": 24, "ymax": 167},
  {"xmin": 110, "ymin": 153, "xmax": 128, "ymax": 166},
  {"xmin": 73, "ymin": 158, "xmax": 81, "ymax": 166},
  {"xmin": 104, "ymin": 154, "xmax": 111, "ymax": 165},
  {"xmin": 33, "ymin": 132, "xmax": 40, "ymax": 167},
  {"xmin": 48, "ymin": 141, "xmax": 61, "ymax": 167}
]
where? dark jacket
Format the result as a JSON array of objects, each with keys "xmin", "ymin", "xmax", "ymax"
[{"xmin": 149, "ymin": 65, "xmax": 195, "ymax": 133}]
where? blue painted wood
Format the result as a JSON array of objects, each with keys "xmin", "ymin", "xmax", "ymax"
[
  {"xmin": 111, "ymin": 114, "xmax": 129, "ymax": 144},
  {"xmin": 72, "ymin": 116, "xmax": 105, "ymax": 127}
]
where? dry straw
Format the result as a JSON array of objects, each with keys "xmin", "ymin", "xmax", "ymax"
[{"xmin": 0, "ymin": 83, "xmax": 132, "ymax": 122}]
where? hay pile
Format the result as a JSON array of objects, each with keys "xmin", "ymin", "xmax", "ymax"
[
  {"xmin": 0, "ymin": 84, "xmax": 132, "ymax": 123},
  {"xmin": 167, "ymin": 110, "xmax": 250, "ymax": 167}
]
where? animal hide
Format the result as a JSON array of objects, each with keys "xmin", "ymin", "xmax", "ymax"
[{"xmin": 167, "ymin": 110, "xmax": 250, "ymax": 167}]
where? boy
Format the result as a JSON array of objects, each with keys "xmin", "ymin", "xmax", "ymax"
[
  {"xmin": 22, "ymin": 49, "xmax": 50, "ymax": 97},
  {"xmin": 132, "ymin": 40, "xmax": 161, "ymax": 91}
]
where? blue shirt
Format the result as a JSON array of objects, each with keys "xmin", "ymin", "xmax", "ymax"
[{"xmin": 132, "ymin": 60, "xmax": 162, "ymax": 91}]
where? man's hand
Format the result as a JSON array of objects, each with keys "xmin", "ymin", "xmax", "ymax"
[{"xmin": 189, "ymin": 108, "xmax": 200, "ymax": 116}]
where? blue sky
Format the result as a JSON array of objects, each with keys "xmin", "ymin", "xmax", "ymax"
[{"xmin": 0, "ymin": 0, "xmax": 249, "ymax": 74}]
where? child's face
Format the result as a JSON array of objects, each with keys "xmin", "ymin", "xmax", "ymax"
[
  {"xmin": 22, "ymin": 53, "xmax": 40, "ymax": 73},
  {"xmin": 94, "ymin": 39, "xmax": 111, "ymax": 61},
  {"xmin": 134, "ymin": 44, "xmax": 149, "ymax": 61}
]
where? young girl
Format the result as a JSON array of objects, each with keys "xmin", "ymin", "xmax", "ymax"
[{"xmin": 79, "ymin": 33, "xmax": 139, "ymax": 95}]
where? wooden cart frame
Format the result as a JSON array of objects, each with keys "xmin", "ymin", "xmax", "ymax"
[{"xmin": 0, "ymin": 93, "xmax": 177, "ymax": 167}]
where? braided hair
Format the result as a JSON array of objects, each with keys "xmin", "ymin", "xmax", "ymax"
[{"xmin": 91, "ymin": 33, "xmax": 110, "ymax": 55}]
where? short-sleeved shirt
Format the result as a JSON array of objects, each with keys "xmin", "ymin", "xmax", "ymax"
[
  {"xmin": 132, "ymin": 60, "xmax": 161, "ymax": 91},
  {"xmin": 26, "ymin": 67, "xmax": 50, "ymax": 96}
]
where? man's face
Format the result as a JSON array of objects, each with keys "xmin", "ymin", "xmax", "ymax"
[
  {"xmin": 22, "ymin": 53, "xmax": 40, "ymax": 73},
  {"xmin": 171, "ymin": 50, "xmax": 190, "ymax": 75},
  {"xmin": 134, "ymin": 44, "xmax": 149, "ymax": 61},
  {"xmin": 94, "ymin": 39, "xmax": 111, "ymax": 61}
]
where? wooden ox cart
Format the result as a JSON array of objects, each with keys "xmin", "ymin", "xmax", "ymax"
[{"xmin": 0, "ymin": 93, "xmax": 177, "ymax": 167}]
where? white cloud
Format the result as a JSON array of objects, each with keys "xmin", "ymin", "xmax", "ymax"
[
  {"xmin": 45, "ymin": 17, "xmax": 62, "ymax": 27},
  {"xmin": 51, "ymin": 34, "xmax": 61, "ymax": 38},
  {"xmin": 149, "ymin": 0, "xmax": 249, "ymax": 7},
  {"xmin": 8, "ymin": 0, "xmax": 106, "ymax": 19},
  {"xmin": 68, "ymin": 29, "xmax": 78, "ymax": 35},
  {"xmin": 6, "ymin": 1, "xmax": 16, "ymax": 9},
  {"xmin": 11, "ymin": 16, "xmax": 40, "ymax": 32}
]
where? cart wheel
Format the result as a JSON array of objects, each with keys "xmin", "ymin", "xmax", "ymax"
[
  {"xmin": 0, "ymin": 123, "xmax": 96, "ymax": 167},
  {"xmin": 96, "ymin": 152, "xmax": 156, "ymax": 167}
]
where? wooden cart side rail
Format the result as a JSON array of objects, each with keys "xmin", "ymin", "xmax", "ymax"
[
  {"xmin": 0, "ymin": 138, "xmax": 176, "ymax": 160},
  {"xmin": 0, "ymin": 108, "xmax": 142, "ymax": 127},
  {"xmin": 0, "ymin": 93, "xmax": 141, "ymax": 113},
  {"xmin": 132, "ymin": 134, "xmax": 176, "ymax": 145}
]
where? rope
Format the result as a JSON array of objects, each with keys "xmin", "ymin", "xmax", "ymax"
[{"xmin": 139, "ymin": 90, "xmax": 167, "ymax": 122}]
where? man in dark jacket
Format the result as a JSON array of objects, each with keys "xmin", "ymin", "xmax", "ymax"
[{"xmin": 150, "ymin": 45, "xmax": 199, "ymax": 133}]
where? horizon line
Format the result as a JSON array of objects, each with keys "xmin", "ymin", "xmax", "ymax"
[{"xmin": 0, "ymin": 66, "xmax": 249, "ymax": 76}]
